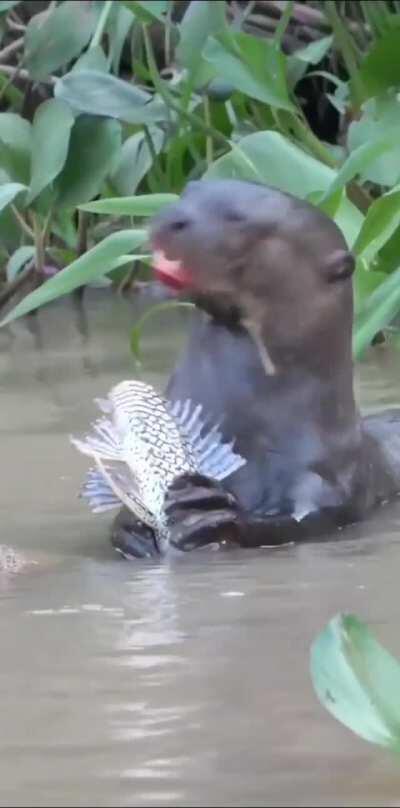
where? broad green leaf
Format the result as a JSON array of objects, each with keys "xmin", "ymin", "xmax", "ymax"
[
  {"xmin": 347, "ymin": 96, "xmax": 400, "ymax": 187},
  {"xmin": 24, "ymin": 1, "xmax": 96, "ymax": 81},
  {"xmin": 353, "ymin": 260, "xmax": 387, "ymax": 315},
  {"xmin": 55, "ymin": 116, "xmax": 122, "ymax": 209},
  {"xmin": 0, "ymin": 182, "xmax": 26, "ymax": 214},
  {"xmin": 0, "ymin": 112, "xmax": 31, "ymax": 184},
  {"xmin": 310, "ymin": 614, "xmax": 400, "ymax": 748},
  {"xmin": 72, "ymin": 45, "xmax": 109, "ymax": 73},
  {"xmin": 0, "ymin": 1, "xmax": 20, "ymax": 10},
  {"xmin": 353, "ymin": 265, "xmax": 400, "ymax": 358},
  {"xmin": 353, "ymin": 185, "xmax": 400, "ymax": 261},
  {"xmin": 358, "ymin": 26, "xmax": 400, "ymax": 101},
  {"xmin": 0, "ymin": 229, "xmax": 147, "ymax": 326},
  {"xmin": 292, "ymin": 35, "xmax": 333, "ymax": 65},
  {"xmin": 80, "ymin": 193, "xmax": 178, "ymax": 217},
  {"xmin": 203, "ymin": 31, "xmax": 295, "ymax": 111},
  {"xmin": 206, "ymin": 130, "xmax": 333, "ymax": 197},
  {"xmin": 322, "ymin": 130, "xmax": 400, "ymax": 200},
  {"xmin": 121, "ymin": 1, "xmax": 168, "ymax": 22},
  {"xmin": 205, "ymin": 130, "xmax": 363, "ymax": 247},
  {"xmin": 55, "ymin": 70, "xmax": 167, "ymax": 124},
  {"xmin": 6, "ymin": 245, "xmax": 35, "ymax": 282},
  {"xmin": 107, "ymin": 4, "xmax": 134, "ymax": 74},
  {"xmin": 111, "ymin": 127, "xmax": 164, "ymax": 196},
  {"xmin": 130, "ymin": 301, "xmax": 195, "ymax": 360},
  {"xmin": 177, "ymin": 0, "xmax": 226, "ymax": 82},
  {"xmin": 28, "ymin": 100, "xmax": 75, "ymax": 204}
]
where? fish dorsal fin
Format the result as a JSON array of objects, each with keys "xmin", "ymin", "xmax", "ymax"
[{"xmin": 166, "ymin": 398, "xmax": 246, "ymax": 481}]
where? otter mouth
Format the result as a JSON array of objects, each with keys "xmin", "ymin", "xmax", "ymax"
[{"xmin": 152, "ymin": 250, "xmax": 192, "ymax": 291}]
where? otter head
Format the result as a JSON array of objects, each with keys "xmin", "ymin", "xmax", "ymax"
[{"xmin": 150, "ymin": 180, "xmax": 355, "ymax": 372}]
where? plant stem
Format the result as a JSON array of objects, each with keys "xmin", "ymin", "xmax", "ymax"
[
  {"xmin": 323, "ymin": 1, "xmax": 364, "ymax": 110},
  {"xmin": 0, "ymin": 36, "xmax": 23, "ymax": 62},
  {"xmin": 203, "ymin": 96, "xmax": 213, "ymax": 165},
  {"xmin": 0, "ymin": 260, "xmax": 35, "ymax": 310},
  {"xmin": 0, "ymin": 64, "xmax": 56, "ymax": 84},
  {"xmin": 90, "ymin": 0, "xmax": 113, "ymax": 49},
  {"xmin": 31, "ymin": 213, "xmax": 45, "ymax": 275},
  {"xmin": 142, "ymin": 24, "xmax": 231, "ymax": 148},
  {"xmin": 274, "ymin": 0, "xmax": 294, "ymax": 44},
  {"xmin": 11, "ymin": 205, "xmax": 35, "ymax": 240}
]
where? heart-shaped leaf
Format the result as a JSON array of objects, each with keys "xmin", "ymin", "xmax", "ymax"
[
  {"xmin": 55, "ymin": 70, "xmax": 167, "ymax": 124},
  {"xmin": 55, "ymin": 116, "xmax": 122, "ymax": 209},
  {"xmin": 24, "ymin": 1, "xmax": 96, "ymax": 80},
  {"xmin": 28, "ymin": 100, "xmax": 75, "ymax": 204},
  {"xmin": 311, "ymin": 614, "xmax": 400, "ymax": 749}
]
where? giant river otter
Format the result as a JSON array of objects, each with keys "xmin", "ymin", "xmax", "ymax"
[{"xmin": 112, "ymin": 180, "xmax": 400, "ymax": 558}]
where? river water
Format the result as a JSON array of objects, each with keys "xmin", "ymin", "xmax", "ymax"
[{"xmin": 1, "ymin": 291, "xmax": 400, "ymax": 807}]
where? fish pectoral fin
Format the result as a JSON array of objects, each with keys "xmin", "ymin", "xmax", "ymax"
[
  {"xmin": 80, "ymin": 468, "xmax": 121, "ymax": 513},
  {"xmin": 166, "ymin": 398, "xmax": 246, "ymax": 481},
  {"xmin": 93, "ymin": 455, "xmax": 155, "ymax": 528},
  {"xmin": 70, "ymin": 417, "xmax": 122, "ymax": 461}
]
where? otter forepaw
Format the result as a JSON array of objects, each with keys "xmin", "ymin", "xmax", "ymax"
[
  {"xmin": 111, "ymin": 508, "xmax": 159, "ymax": 559},
  {"xmin": 164, "ymin": 473, "xmax": 242, "ymax": 551}
]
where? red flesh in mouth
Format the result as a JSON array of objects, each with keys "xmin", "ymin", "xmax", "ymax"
[{"xmin": 152, "ymin": 250, "xmax": 192, "ymax": 290}]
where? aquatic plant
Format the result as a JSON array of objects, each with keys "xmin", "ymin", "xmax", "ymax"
[
  {"xmin": 311, "ymin": 613, "xmax": 400, "ymax": 751},
  {"xmin": 1, "ymin": 1, "xmax": 400, "ymax": 358}
]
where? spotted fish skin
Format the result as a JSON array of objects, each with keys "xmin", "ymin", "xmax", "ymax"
[{"xmin": 71, "ymin": 380, "xmax": 246, "ymax": 554}]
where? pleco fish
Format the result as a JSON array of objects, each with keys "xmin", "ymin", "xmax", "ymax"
[{"xmin": 71, "ymin": 380, "xmax": 246, "ymax": 554}]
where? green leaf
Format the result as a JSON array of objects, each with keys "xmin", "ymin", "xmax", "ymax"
[
  {"xmin": 0, "ymin": 182, "xmax": 26, "ymax": 214},
  {"xmin": 177, "ymin": 0, "xmax": 226, "ymax": 81},
  {"xmin": 72, "ymin": 45, "xmax": 109, "ymax": 73},
  {"xmin": 130, "ymin": 300, "xmax": 195, "ymax": 360},
  {"xmin": 0, "ymin": 112, "xmax": 31, "ymax": 184},
  {"xmin": 358, "ymin": 27, "xmax": 400, "ymax": 101},
  {"xmin": 80, "ymin": 193, "xmax": 178, "ymax": 216},
  {"xmin": 111, "ymin": 127, "xmax": 164, "ymax": 196},
  {"xmin": 347, "ymin": 97, "xmax": 400, "ymax": 187},
  {"xmin": 55, "ymin": 70, "xmax": 167, "ymax": 124},
  {"xmin": 55, "ymin": 116, "xmax": 122, "ymax": 209},
  {"xmin": 24, "ymin": 1, "xmax": 96, "ymax": 81},
  {"xmin": 353, "ymin": 264, "xmax": 400, "ymax": 358},
  {"xmin": 353, "ymin": 260, "xmax": 387, "ymax": 315},
  {"xmin": 121, "ymin": 1, "xmax": 168, "ymax": 22},
  {"xmin": 322, "ymin": 130, "xmax": 400, "ymax": 200},
  {"xmin": 353, "ymin": 185, "xmax": 400, "ymax": 261},
  {"xmin": 205, "ymin": 130, "xmax": 363, "ymax": 248},
  {"xmin": 28, "ymin": 100, "xmax": 75, "ymax": 204},
  {"xmin": 0, "ymin": 1, "xmax": 20, "ymax": 10},
  {"xmin": 310, "ymin": 614, "xmax": 400, "ymax": 749},
  {"xmin": 294, "ymin": 35, "xmax": 334, "ymax": 64},
  {"xmin": 203, "ymin": 31, "xmax": 295, "ymax": 112},
  {"xmin": 6, "ymin": 245, "xmax": 35, "ymax": 282},
  {"xmin": 206, "ymin": 130, "xmax": 333, "ymax": 197},
  {"xmin": 0, "ymin": 229, "xmax": 147, "ymax": 326},
  {"xmin": 107, "ymin": 4, "xmax": 134, "ymax": 74}
]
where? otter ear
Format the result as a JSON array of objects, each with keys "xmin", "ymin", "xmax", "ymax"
[{"xmin": 324, "ymin": 249, "xmax": 355, "ymax": 283}]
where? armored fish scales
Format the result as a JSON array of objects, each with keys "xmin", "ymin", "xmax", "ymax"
[{"xmin": 71, "ymin": 380, "xmax": 246, "ymax": 554}]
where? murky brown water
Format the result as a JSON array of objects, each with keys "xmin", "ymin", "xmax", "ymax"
[{"xmin": 2, "ymin": 291, "xmax": 400, "ymax": 808}]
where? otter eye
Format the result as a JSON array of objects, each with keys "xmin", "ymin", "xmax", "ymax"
[{"xmin": 223, "ymin": 209, "xmax": 246, "ymax": 224}]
